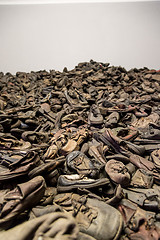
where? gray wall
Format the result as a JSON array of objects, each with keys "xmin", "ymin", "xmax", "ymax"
[{"xmin": 0, "ymin": 1, "xmax": 160, "ymax": 73}]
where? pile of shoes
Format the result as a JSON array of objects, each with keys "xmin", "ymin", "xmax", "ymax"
[{"xmin": 0, "ymin": 60, "xmax": 160, "ymax": 239}]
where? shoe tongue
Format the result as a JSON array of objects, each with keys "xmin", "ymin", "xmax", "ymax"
[
  {"xmin": 92, "ymin": 106, "xmax": 99, "ymax": 116},
  {"xmin": 75, "ymin": 197, "xmax": 98, "ymax": 229},
  {"xmin": 17, "ymin": 176, "xmax": 44, "ymax": 199},
  {"xmin": 72, "ymin": 193, "xmax": 87, "ymax": 203},
  {"xmin": 66, "ymin": 151, "xmax": 81, "ymax": 161}
]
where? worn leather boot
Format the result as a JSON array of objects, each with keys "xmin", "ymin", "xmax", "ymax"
[
  {"xmin": 57, "ymin": 174, "xmax": 110, "ymax": 192},
  {"xmin": 54, "ymin": 192, "xmax": 123, "ymax": 240},
  {"xmin": 66, "ymin": 151, "xmax": 100, "ymax": 177},
  {"xmin": 0, "ymin": 212, "xmax": 79, "ymax": 240},
  {"xmin": 0, "ymin": 176, "xmax": 46, "ymax": 229}
]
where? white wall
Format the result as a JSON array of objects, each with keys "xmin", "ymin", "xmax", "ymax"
[
  {"xmin": 0, "ymin": 1, "xmax": 160, "ymax": 73},
  {"xmin": 0, "ymin": 0, "xmax": 159, "ymax": 4}
]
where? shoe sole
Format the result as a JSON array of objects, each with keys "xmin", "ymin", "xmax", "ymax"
[{"xmin": 57, "ymin": 179, "xmax": 109, "ymax": 192}]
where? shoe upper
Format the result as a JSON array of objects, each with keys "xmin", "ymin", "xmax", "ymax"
[{"xmin": 54, "ymin": 193, "xmax": 123, "ymax": 240}]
